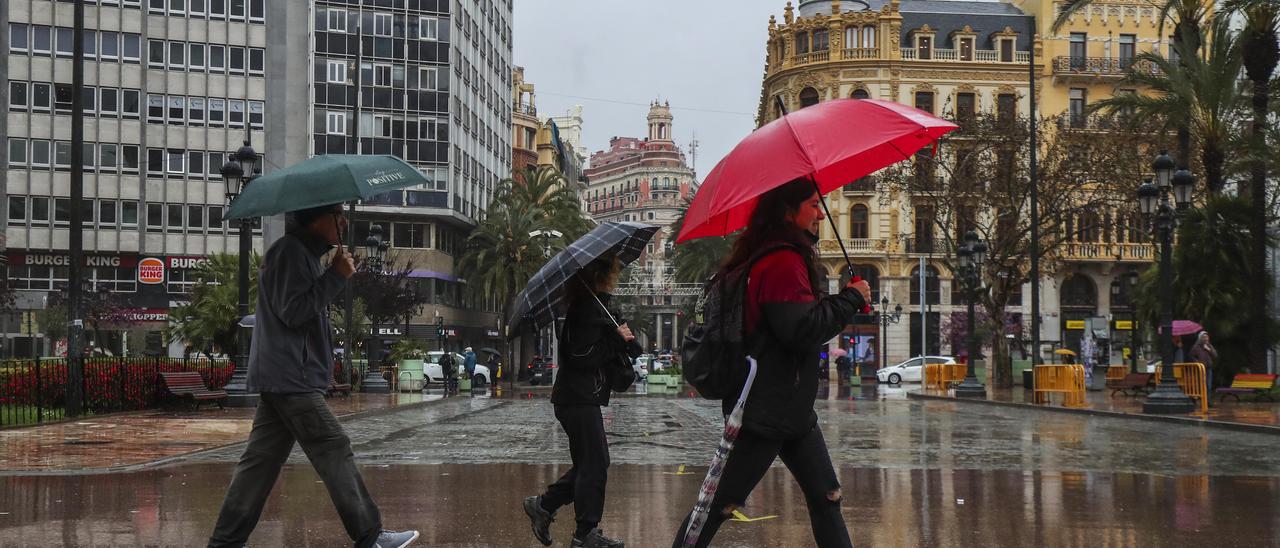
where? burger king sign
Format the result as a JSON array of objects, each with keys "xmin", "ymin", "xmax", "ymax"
[{"xmin": 138, "ymin": 257, "xmax": 165, "ymax": 284}]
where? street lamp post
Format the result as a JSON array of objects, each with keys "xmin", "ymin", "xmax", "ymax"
[
  {"xmin": 1127, "ymin": 270, "xmax": 1141, "ymax": 374},
  {"xmin": 219, "ymin": 141, "xmax": 261, "ymax": 408},
  {"xmin": 955, "ymin": 230, "xmax": 988, "ymax": 398},
  {"xmin": 1140, "ymin": 151, "xmax": 1196, "ymax": 414},
  {"xmin": 528, "ymin": 229, "xmax": 562, "ymax": 368},
  {"xmin": 876, "ymin": 296, "xmax": 903, "ymax": 380},
  {"xmin": 360, "ymin": 224, "xmax": 392, "ymax": 393}
]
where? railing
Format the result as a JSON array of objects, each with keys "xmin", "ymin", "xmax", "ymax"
[
  {"xmin": 841, "ymin": 47, "xmax": 880, "ymax": 59},
  {"xmin": 0, "ymin": 357, "xmax": 235, "ymax": 427},
  {"xmin": 931, "ymin": 48, "xmax": 958, "ymax": 60},
  {"xmin": 793, "ymin": 50, "xmax": 831, "ymax": 64},
  {"xmin": 1060, "ymin": 242, "xmax": 1155, "ymax": 261},
  {"xmin": 843, "ymin": 176, "xmax": 876, "ymax": 192},
  {"xmin": 1154, "ymin": 362, "xmax": 1208, "ymax": 415},
  {"xmin": 924, "ymin": 362, "xmax": 968, "ymax": 391},
  {"xmin": 898, "ymin": 235, "xmax": 953, "ymax": 255},
  {"xmin": 817, "ymin": 238, "xmax": 889, "ymax": 256},
  {"xmin": 514, "ymin": 103, "xmax": 537, "ymax": 116},
  {"xmin": 975, "ymin": 50, "xmax": 999, "ymax": 62},
  {"xmin": 1033, "ymin": 364, "xmax": 1088, "ymax": 407},
  {"xmin": 1052, "ymin": 56, "xmax": 1159, "ymax": 77},
  {"xmin": 777, "ymin": 46, "xmax": 1026, "ymax": 69},
  {"xmin": 900, "ymin": 47, "xmax": 917, "ymax": 60}
]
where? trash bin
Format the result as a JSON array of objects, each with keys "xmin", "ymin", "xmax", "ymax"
[
  {"xmin": 1089, "ymin": 365, "xmax": 1108, "ymax": 391},
  {"xmin": 1023, "ymin": 369, "xmax": 1034, "ymax": 389}
]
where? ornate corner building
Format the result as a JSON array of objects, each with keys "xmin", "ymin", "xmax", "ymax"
[{"xmin": 759, "ymin": 0, "xmax": 1162, "ymax": 365}]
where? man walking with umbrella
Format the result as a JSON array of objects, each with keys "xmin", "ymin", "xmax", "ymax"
[{"xmin": 207, "ymin": 203, "xmax": 418, "ymax": 548}]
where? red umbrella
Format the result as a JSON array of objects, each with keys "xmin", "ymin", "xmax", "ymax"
[
  {"xmin": 676, "ymin": 99, "xmax": 957, "ymax": 243},
  {"xmin": 1158, "ymin": 320, "xmax": 1204, "ymax": 337}
]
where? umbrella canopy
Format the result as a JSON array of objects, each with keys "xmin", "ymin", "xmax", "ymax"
[
  {"xmin": 508, "ymin": 222, "xmax": 658, "ymax": 335},
  {"xmin": 225, "ymin": 154, "xmax": 431, "ymax": 219},
  {"xmin": 829, "ymin": 348, "xmax": 848, "ymax": 358},
  {"xmin": 676, "ymin": 99, "xmax": 957, "ymax": 243},
  {"xmin": 1053, "ymin": 349, "xmax": 1077, "ymax": 356},
  {"xmin": 1158, "ymin": 320, "xmax": 1204, "ymax": 337},
  {"xmin": 478, "ymin": 347, "xmax": 502, "ymax": 356}
]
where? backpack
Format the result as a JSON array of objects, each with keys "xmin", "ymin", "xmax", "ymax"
[{"xmin": 681, "ymin": 243, "xmax": 800, "ymax": 399}]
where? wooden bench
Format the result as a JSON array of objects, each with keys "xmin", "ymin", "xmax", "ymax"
[
  {"xmin": 158, "ymin": 371, "xmax": 227, "ymax": 409},
  {"xmin": 1215, "ymin": 373, "xmax": 1279, "ymax": 402},
  {"xmin": 1108, "ymin": 373, "xmax": 1154, "ymax": 397}
]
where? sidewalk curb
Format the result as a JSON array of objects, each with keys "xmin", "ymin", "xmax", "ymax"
[
  {"xmin": 0, "ymin": 395, "xmax": 455, "ymax": 477},
  {"xmin": 907, "ymin": 391, "xmax": 1280, "ymax": 436}
]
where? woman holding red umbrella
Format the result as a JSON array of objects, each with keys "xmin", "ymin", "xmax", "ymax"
[{"xmin": 671, "ymin": 179, "xmax": 870, "ymax": 548}]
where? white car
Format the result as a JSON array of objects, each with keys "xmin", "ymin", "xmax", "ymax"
[
  {"xmin": 632, "ymin": 356, "xmax": 651, "ymax": 380},
  {"xmin": 423, "ymin": 351, "xmax": 492, "ymax": 386},
  {"xmin": 876, "ymin": 356, "xmax": 957, "ymax": 384}
]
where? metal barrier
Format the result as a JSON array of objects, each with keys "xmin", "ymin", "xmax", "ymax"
[
  {"xmin": 924, "ymin": 363, "xmax": 970, "ymax": 392},
  {"xmin": 1033, "ymin": 364, "xmax": 1088, "ymax": 407},
  {"xmin": 1154, "ymin": 362, "xmax": 1208, "ymax": 415},
  {"xmin": 1106, "ymin": 365, "xmax": 1127, "ymax": 382}
]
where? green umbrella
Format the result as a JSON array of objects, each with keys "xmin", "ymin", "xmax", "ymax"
[{"xmin": 224, "ymin": 154, "xmax": 431, "ymax": 219}]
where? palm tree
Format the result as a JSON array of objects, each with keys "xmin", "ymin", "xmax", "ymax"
[
  {"xmin": 668, "ymin": 197, "xmax": 734, "ymax": 285},
  {"xmin": 507, "ymin": 165, "xmax": 594, "ymax": 241},
  {"xmin": 167, "ymin": 253, "xmax": 261, "ymax": 357},
  {"xmin": 1090, "ymin": 19, "xmax": 1245, "ymax": 193}
]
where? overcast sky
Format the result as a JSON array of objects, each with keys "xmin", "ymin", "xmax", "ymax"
[{"xmin": 513, "ymin": 1, "xmax": 782, "ymax": 177}]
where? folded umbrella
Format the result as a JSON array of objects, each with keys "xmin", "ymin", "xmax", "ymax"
[
  {"xmin": 224, "ymin": 154, "xmax": 432, "ymax": 219},
  {"xmin": 508, "ymin": 222, "xmax": 659, "ymax": 335}
]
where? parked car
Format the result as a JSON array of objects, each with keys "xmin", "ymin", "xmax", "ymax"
[
  {"xmin": 527, "ymin": 356, "xmax": 556, "ymax": 386},
  {"xmin": 876, "ymin": 356, "xmax": 956, "ymax": 384},
  {"xmin": 632, "ymin": 356, "xmax": 651, "ymax": 380},
  {"xmin": 424, "ymin": 351, "xmax": 491, "ymax": 386}
]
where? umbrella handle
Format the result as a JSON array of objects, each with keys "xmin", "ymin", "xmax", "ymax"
[
  {"xmin": 810, "ymin": 178, "xmax": 873, "ymax": 314},
  {"xmin": 581, "ymin": 277, "xmax": 621, "ymax": 328}
]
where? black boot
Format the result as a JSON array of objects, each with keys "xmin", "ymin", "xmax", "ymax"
[
  {"xmin": 571, "ymin": 528, "xmax": 624, "ymax": 548},
  {"xmin": 522, "ymin": 496, "xmax": 555, "ymax": 546}
]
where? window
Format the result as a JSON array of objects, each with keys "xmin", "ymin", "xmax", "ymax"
[
  {"xmin": 373, "ymin": 64, "xmax": 392, "ymax": 86},
  {"xmin": 813, "ymin": 28, "xmax": 828, "ymax": 52},
  {"xmin": 56, "ymin": 27, "xmax": 74, "ymax": 57},
  {"xmin": 210, "ymin": 0, "xmax": 225, "ymax": 18},
  {"xmin": 328, "ymin": 8, "xmax": 348, "ymax": 33},
  {"xmin": 169, "ymin": 41, "xmax": 186, "ymax": 68},
  {"xmin": 168, "ymin": 96, "xmax": 185, "ymax": 122},
  {"xmin": 146, "ymin": 203, "xmax": 163, "ymax": 231},
  {"xmin": 32, "ymin": 25, "xmax": 52, "ymax": 55},
  {"xmin": 419, "ymin": 16, "xmax": 438, "ymax": 40},
  {"xmin": 149, "ymin": 40, "xmax": 166, "ymax": 67},
  {"xmin": 419, "ymin": 66, "xmax": 438, "ymax": 90},
  {"xmin": 122, "ymin": 145, "xmax": 140, "ymax": 172},
  {"xmin": 249, "ymin": 0, "xmax": 264, "ymax": 20},
  {"xmin": 373, "ymin": 13, "xmax": 393, "ymax": 36},
  {"xmin": 188, "ymin": 205, "xmax": 204, "ymax": 229},
  {"xmin": 100, "ymin": 144, "xmax": 118, "ymax": 171},
  {"xmin": 54, "ymin": 198, "xmax": 71, "ymax": 225},
  {"xmin": 187, "ymin": 151, "xmax": 204, "ymax": 175},
  {"xmin": 955, "ymin": 92, "xmax": 975, "ymax": 121},
  {"xmin": 166, "ymin": 149, "xmax": 185, "ymax": 174},
  {"xmin": 8, "ymin": 197, "xmax": 27, "ymax": 225},
  {"xmin": 167, "ymin": 204, "xmax": 184, "ymax": 230},
  {"xmin": 327, "ymin": 60, "xmax": 348, "ymax": 83},
  {"xmin": 229, "ymin": 47, "xmax": 245, "ymax": 74},
  {"xmin": 959, "ymin": 37, "xmax": 974, "ymax": 61},
  {"xmin": 795, "ymin": 32, "xmax": 809, "ymax": 55},
  {"xmin": 208, "ymin": 206, "xmax": 223, "ymax": 231},
  {"xmin": 123, "ymin": 34, "xmax": 141, "ymax": 62},
  {"xmin": 121, "ymin": 202, "xmax": 139, "ymax": 226},
  {"xmin": 997, "ymin": 93, "xmax": 1017, "ymax": 124},
  {"xmin": 249, "ymin": 48, "xmax": 264, "ymax": 74},
  {"xmin": 149, "ymin": 0, "xmax": 165, "ymax": 13},
  {"xmin": 917, "ymin": 36, "xmax": 932, "ymax": 60},
  {"xmin": 209, "ymin": 98, "xmax": 226, "ymax": 125},
  {"xmin": 230, "ymin": 0, "xmax": 246, "ymax": 20},
  {"xmin": 147, "ymin": 148, "xmax": 163, "ymax": 172},
  {"xmin": 187, "ymin": 97, "xmax": 205, "ymax": 124},
  {"xmin": 999, "ymin": 39, "xmax": 1014, "ymax": 63},
  {"xmin": 31, "ymin": 197, "xmax": 50, "ymax": 225},
  {"xmin": 82, "ymin": 30, "xmax": 97, "ymax": 58},
  {"xmin": 122, "ymin": 90, "xmax": 141, "ymax": 118},
  {"xmin": 100, "ymin": 88, "xmax": 118, "ymax": 115},
  {"xmin": 419, "ymin": 117, "xmax": 439, "ymax": 140},
  {"xmin": 862, "ymin": 26, "xmax": 876, "ymax": 48},
  {"xmin": 249, "ymin": 101, "xmax": 264, "ymax": 129},
  {"xmin": 54, "ymin": 84, "xmax": 74, "ymax": 114},
  {"xmin": 914, "ymin": 91, "xmax": 934, "ymax": 114},
  {"xmin": 229, "ymin": 100, "xmax": 245, "ymax": 127},
  {"xmin": 99, "ymin": 200, "xmax": 117, "ymax": 226},
  {"xmin": 326, "ymin": 112, "xmax": 347, "ymax": 135},
  {"xmin": 8, "ymin": 139, "xmax": 27, "ymax": 166},
  {"xmin": 799, "ymin": 87, "xmax": 819, "ymax": 108},
  {"xmin": 9, "ymin": 82, "xmax": 27, "ymax": 110},
  {"xmin": 209, "ymin": 45, "xmax": 226, "ymax": 72},
  {"xmin": 148, "ymin": 95, "xmax": 165, "ymax": 122},
  {"xmin": 1069, "ymin": 33, "xmax": 1087, "ymax": 68},
  {"xmin": 1069, "ymin": 88, "xmax": 1087, "ymax": 127},
  {"xmin": 81, "ymin": 86, "xmax": 97, "ymax": 114},
  {"xmin": 189, "ymin": 43, "xmax": 205, "ymax": 69},
  {"xmin": 31, "ymin": 140, "xmax": 51, "ymax": 167},
  {"xmin": 1119, "ymin": 34, "xmax": 1136, "ymax": 67},
  {"xmin": 849, "ymin": 204, "xmax": 869, "ymax": 238},
  {"xmin": 10, "ymin": 23, "xmax": 29, "ymax": 52},
  {"xmin": 190, "ymin": 0, "xmax": 205, "ymax": 15}
]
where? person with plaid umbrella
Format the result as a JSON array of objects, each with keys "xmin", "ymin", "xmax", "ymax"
[{"xmin": 517, "ymin": 222, "xmax": 658, "ymax": 548}]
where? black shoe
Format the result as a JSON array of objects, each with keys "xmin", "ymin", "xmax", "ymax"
[
  {"xmin": 571, "ymin": 528, "xmax": 624, "ymax": 548},
  {"xmin": 523, "ymin": 496, "xmax": 555, "ymax": 546}
]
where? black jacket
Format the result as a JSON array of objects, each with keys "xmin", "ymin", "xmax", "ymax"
[
  {"xmin": 724, "ymin": 249, "xmax": 866, "ymax": 439},
  {"xmin": 551, "ymin": 293, "xmax": 644, "ymax": 406}
]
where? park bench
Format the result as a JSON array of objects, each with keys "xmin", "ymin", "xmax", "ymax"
[
  {"xmin": 1214, "ymin": 373, "xmax": 1278, "ymax": 403},
  {"xmin": 1108, "ymin": 373, "xmax": 1154, "ymax": 397},
  {"xmin": 158, "ymin": 371, "xmax": 227, "ymax": 410},
  {"xmin": 327, "ymin": 382, "xmax": 352, "ymax": 397}
]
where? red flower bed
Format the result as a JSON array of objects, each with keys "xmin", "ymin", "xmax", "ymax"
[{"xmin": 0, "ymin": 357, "xmax": 235, "ymax": 414}]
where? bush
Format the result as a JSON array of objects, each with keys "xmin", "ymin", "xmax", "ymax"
[{"xmin": 0, "ymin": 357, "xmax": 234, "ymax": 415}]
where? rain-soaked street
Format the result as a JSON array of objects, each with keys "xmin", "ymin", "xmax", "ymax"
[{"xmin": 4, "ymin": 387, "xmax": 1280, "ymax": 546}]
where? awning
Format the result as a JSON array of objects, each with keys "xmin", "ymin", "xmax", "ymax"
[{"xmin": 407, "ymin": 269, "xmax": 459, "ymax": 282}]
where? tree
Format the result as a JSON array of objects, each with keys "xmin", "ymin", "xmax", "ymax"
[
  {"xmin": 668, "ymin": 196, "xmax": 734, "ymax": 285},
  {"xmin": 1090, "ymin": 19, "xmax": 1246, "ymax": 194},
  {"xmin": 878, "ymin": 114, "xmax": 1163, "ymax": 388},
  {"xmin": 167, "ymin": 253, "xmax": 261, "ymax": 357},
  {"xmin": 40, "ymin": 281, "xmax": 134, "ymax": 354},
  {"xmin": 344, "ymin": 257, "xmax": 430, "ymax": 328}
]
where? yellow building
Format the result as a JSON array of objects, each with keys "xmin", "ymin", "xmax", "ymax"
[{"xmin": 759, "ymin": 0, "xmax": 1156, "ymax": 365}]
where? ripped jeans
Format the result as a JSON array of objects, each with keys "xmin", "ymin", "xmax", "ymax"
[{"xmin": 671, "ymin": 424, "xmax": 851, "ymax": 548}]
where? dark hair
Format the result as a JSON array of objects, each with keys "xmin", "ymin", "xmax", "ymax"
[
  {"xmin": 288, "ymin": 203, "xmax": 343, "ymax": 230},
  {"xmin": 721, "ymin": 178, "xmax": 820, "ymax": 279},
  {"xmin": 566, "ymin": 255, "xmax": 621, "ymax": 307}
]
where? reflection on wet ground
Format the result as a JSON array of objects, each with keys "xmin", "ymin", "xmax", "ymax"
[{"xmin": 1, "ymin": 463, "xmax": 1276, "ymax": 547}]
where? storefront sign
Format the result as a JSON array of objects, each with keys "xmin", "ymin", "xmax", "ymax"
[
  {"xmin": 1065, "ymin": 320, "xmax": 1086, "ymax": 330},
  {"xmin": 8, "ymin": 252, "xmax": 139, "ymax": 267},
  {"xmin": 486, "ymin": 329, "xmax": 500, "ymax": 338},
  {"xmin": 1115, "ymin": 320, "xmax": 1134, "ymax": 330},
  {"xmin": 373, "ymin": 327, "xmax": 404, "ymax": 336},
  {"xmin": 138, "ymin": 258, "xmax": 166, "ymax": 284},
  {"xmin": 167, "ymin": 256, "xmax": 209, "ymax": 269},
  {"xmin": 119, "ymin": 308, "xmax": 169, "ymax": 322}
]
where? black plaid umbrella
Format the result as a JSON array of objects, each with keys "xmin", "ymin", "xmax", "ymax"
[{"xmin": 508, "ymin": 221, "xmax": 659, "ymax": 335}]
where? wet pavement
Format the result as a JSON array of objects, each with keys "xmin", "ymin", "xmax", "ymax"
[{"xmin": 4, "ymin": 385, "xmax": 1280, "ymax": 546}]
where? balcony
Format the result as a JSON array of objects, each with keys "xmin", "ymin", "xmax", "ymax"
[
  {"xmin": 514, "ymin": 102, "xmax": 537, "ymax": 117},
  {"xmin": 817, "ymin": 238, "xmax": 889, "ymax": 256},
  {"xmin": 841, "ymin": 47, "xmax": 880, "ymax": 60},
  {"xmin": 1052, "ymin": 56, "xmax": 1159, "ymax": 80},
  {"xmin": 843, "ymin": 176, "xmax": 876, "ymax": 193},
  {"xmin": 897, "ymin": 235, "xmax": 953, "ymax": 255},
  {"xmin": 775, "ymin": 46, "xmax": 1027, "ymax": 72},
  {"xmin": 793, "ymin": 50, "xmax": 831, "ymax": 65},
  {"xmin": 1059, "ymin": 242, "xmax": 1154, "ymax": 262},
  {"xmin": 900, "ymin": 48, "xmax": 1028, "ymax": 64}
]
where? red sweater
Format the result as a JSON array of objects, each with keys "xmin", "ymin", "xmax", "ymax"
[{"xmin": 745, "ymin": 250, "xmax": 816, "ymax": 335}]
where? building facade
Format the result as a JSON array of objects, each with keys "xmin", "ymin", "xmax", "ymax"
[
  {"xmin": 760, "ymin": 0, "xmax": 1158, "ymax": 367},
  {"xmin": 4, "ymin": 0, "xmax": 269, "ymax": 356},
  {"xmin": 582, "ymin": 102, "xmax": 696, "ymax": 352},
  {"xmin": 2, "ymin": 0, "xmax": 512, "ymax": 357}
]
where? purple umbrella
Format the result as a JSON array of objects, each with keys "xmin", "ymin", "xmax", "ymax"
[
  {"xmin": 681, "ymin": 357, "xmax": 759, "ymax": 547},
  {"xmin": 1158, "ymin": 320, "xmax": 1204, "ymax": 337}
]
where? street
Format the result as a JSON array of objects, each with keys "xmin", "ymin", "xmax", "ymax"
[{"xmin": 3, "ymin": 390, "xmax": 1280, "ymax": 546}]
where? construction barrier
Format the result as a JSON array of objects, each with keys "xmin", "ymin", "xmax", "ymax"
[
  {"xmin": 1106, "ymin": 365, "xmax": 1127, "ymax": 382},
  {"xmin": 1154, "ymin": 362, "xmax": 1208, "ymax": 415},
  {"xmin": 1033, "ymin": 364, "xmax": 1087, "ymax": 407},
  {"xmin": 924, "ymin": 362, "xmax": 969, "ymax": 391}
]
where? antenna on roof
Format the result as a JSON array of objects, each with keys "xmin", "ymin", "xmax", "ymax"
[{"xmin": 688, "ymin": 133, "xmax": 700, "ymax": 176}]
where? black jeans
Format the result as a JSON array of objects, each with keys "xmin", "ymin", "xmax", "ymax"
[
  {"xmin": 672, "ymin": 424, "xmax": 850, "ymax": 548},
  {"xmin": 541, "ymin": 404, "xmax": 610, "ymax": 537},
  {"xmin": 208, "ymin": 392, "xmax": 382, "ymax": 548}
]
